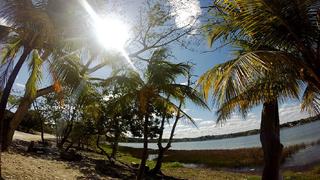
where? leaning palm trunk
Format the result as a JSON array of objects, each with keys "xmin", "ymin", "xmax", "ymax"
[
  {"xmin": 260, "ymin": 100, "xmax": 283, "ymax": 180},
  {"xmin": 137, "ymin": 114, "xmax": 149, "ymax": 180},
  {"xmin": 4, "ymin": 86, "xmax": 54, "ymax": 150},
  {"xmin": 0, "ymin": 48, "xmax": 32, "ymax": 151}
]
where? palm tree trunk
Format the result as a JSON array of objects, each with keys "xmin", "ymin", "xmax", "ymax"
[
  {"xmin": 40, "ymin": 117, "xmax": 44, "ymax": 144},
  {"xmin": 152, "ymin": 147, "xmax": 165, "ymax": 175},
  {"xmin": 260, "ymin": 100, "xmax": 283, "ymax": 180},
  {"xmin": 0, "ymin": 48, "xmax": 31, "ymax": 178},
  {"xmin": 5, "ymin": 86, "xmax": 54, "ymax": 150},
  {"xmin": 111, "ymin": 126, "xmax": 120, "ymax": 160},
  {"xmin": 152, "ymin": 100, "xmax": 182, "ymax": 175},
  {"xmin": 137, "ymin": 114, "xmax": 149, "ymax": 180},
  {"xmin": 6, "ymin": 99, "xmax": 31, "ymax": 148},
  {"xmin": 0, "ymin": 48, "xmax": 32, "ymax": 151}
]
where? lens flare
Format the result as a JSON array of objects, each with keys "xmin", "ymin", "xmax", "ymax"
[{"xmin": 79, "ymin": 0, "xmax": 136, "ymax": 70}]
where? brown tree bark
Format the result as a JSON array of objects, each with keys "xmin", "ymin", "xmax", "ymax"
[
  {"xmin": 260, "ymin": 100, "xmax": 283, "ymax": 180},
  {"xmin": 137, "ymin": 114, "xmax": 149, "ymax": 180},
  {"xmin": 4, "ymin": 86, "xmax": 54, "ymax": 151},
  {"xmin": 57, "ymin": 122, "xmax": 73, "ymax": 149},
  {"xmin": 0, "ymin": 48, "xmax": 32, "ymax": 151},
  {"xmin": 111, "ymin": 122, "xmax": 120, "ymax": 159},
  {"xmin": 151, "ymin": 100, "xmax": 182, "ymax": 175}
]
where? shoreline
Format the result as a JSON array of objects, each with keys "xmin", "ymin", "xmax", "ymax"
[
  {"xmin": 117, "ymin": 140, "xmax": 320, "ymax": 171},
  {"xmin": 124, "ymin": 115, "xmax": 320, "ymax": 143}
]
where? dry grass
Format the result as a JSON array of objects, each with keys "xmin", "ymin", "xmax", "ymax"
[
  {"xmin": 163, "ymin": 167, "xmax": 259, "ymax": 180},
  {"xmin": 119, "ymin": 144, "xmax": 307, "ymax": 168}
]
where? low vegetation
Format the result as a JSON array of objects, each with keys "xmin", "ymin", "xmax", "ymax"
[{"xmin": 116, "ymin": 143, "xmax": 308, "ymax": 168}]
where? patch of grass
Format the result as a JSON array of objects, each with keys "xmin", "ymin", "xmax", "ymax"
[
  {"xmin": 117, "ymin": 144, "xmax": 308, "ymax": 168},
  {"xmin": 163, "ymin": 148, "xmax": 263, "ymax": 168},
  {"xmin": 163, "ymin": 167, "xmax": 260, "ymax": 180},
  {"xmin": 161, "ymin": 144, "xmax": 308, "ymax": 168},
  {"xmin": 283, "ymin": 165, "xmax": 320, "ymax": 180},
  {"xmin": 101, "ymin": 144, "xmax": 156, "ymax": 168},
  {"xmin": 162, "ymin": 161, "xmax": 183, "ymax": 169}
]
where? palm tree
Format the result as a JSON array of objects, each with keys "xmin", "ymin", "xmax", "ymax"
[
  {"xmin": 151, "ymin": 67, "xmax": 209, "ymax": 175},
  {"xmin": 104, "ymin": 49, "xmax": 205, "ymax": 179},
  {"xmin": 202, "ymin": 2, "xmax": 320, "ymax": 178},
  {"xmin": 4, "ymin": 47, "xmax": 119, "ymax": 150},
  {"xmin": 204, "ymin": 0, "xmax": 320, "ymax": 111},
  {"xmin": 0, "ymin": 0, "xmax": 56, "ymax": 111},
  {"xmin": 198, "ymin": 47, "xmax": 304, "ymax": 179},
  {"xmin": 0, "ymin": 0, "xmax": 101, "ymax": 149}
]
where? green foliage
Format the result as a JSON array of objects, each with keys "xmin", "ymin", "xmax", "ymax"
[
  {"xmin": 17, "ymin": 110, "xmax": 53, "ymax": 133},
  {"xmin": 203, "ymin": 0, "xmax": 320, "ymax": 115},
  {"xmin": 25, "ymin": 50, "xmax": 43, "ymax": 99}
]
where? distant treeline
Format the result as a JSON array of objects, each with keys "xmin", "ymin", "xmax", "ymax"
[{"xmin": 124, "ymin": 115, "xmax": 320, "ymax": 143}]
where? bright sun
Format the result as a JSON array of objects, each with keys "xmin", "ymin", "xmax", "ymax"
[
  {"xmin": 80, "ymin": 0, "xmax": 130, "ymax": 51},
  {"xmin": 80, "ymin": 0, "xmax": 135, "ymax": 69},
  {"xmin": 94, "ymin": 16, "xmax": 129, "ymax": 51}
]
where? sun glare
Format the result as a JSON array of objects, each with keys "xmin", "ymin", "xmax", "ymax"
[
  {"xmin": 79, "ymin": 0, "xmax": 135, "ymax": 70},
  {"xmin": 94, "ymin": 16, "xmax": 129, "ymax": 51}
]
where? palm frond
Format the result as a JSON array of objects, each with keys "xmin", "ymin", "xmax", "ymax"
[
  {"xmin": 154, "ymin": 95, "xmax": 198, "ymax": 127},
  {"xmin": 199, "ymin": 49, "xmax": 303, "ymax": 121},
  {"xmin": 161, "ymin": 83, "xmax": 209, "ymax": 110},
  {"xmin": 301, "ymin": 84, "xmax": 320, "ymax": 115},
  {"xmin": 0, "ymin": 0, "xmax": 55, "ymax": 46},
  {"xmin": 209, "ymin": 0, "xmax": 319, "ymax": 52},
  {"xmin": 25, "ymin": 49, "xmax": 43, "ymax": 99}
]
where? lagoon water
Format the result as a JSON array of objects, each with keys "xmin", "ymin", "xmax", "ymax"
[{"xmin": 120, "ymin": 120, "xmax": 320, "ymax": 150}]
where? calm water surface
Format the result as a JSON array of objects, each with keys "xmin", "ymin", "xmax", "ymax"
[{"xmin": 120, "ymin": 121, "xmax": 320, "ymax": 150}]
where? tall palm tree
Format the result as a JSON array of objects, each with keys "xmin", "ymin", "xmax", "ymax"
[
  {"xmin": 104, "ymin": 49, "xmax": 207, "ymax": 179},
  {"xmin": 202, "ymin": 2, "xmax": 320, "ymax": 178},
  {"xmin": 204, "ymin": 0, "xmax": 320, "ymax": 111},
  {"xmin": 151, "ymin": 67, "xmax": 209, "ymax": 175},
  {"xmin": 0, "ymin": 0, "xmax": 59, "ymax": 154},
  {"xmin": 198, "ymin": 46, "xmax": 303, "ymax": 179},
  {"xmin": 0, "ymin": 0, "xmax": 100, "ymax": 149}
]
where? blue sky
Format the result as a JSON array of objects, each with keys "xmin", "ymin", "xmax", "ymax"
[{"xmin": 11, "ymin": 0, "xmax": 310, "ymax": 138}]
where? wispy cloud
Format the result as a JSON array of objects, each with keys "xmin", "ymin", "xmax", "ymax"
[{"xmin": 168, "ymin": 0, "xmax": 201, "ymax": 28}]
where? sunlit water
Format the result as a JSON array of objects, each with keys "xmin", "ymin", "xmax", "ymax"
[{"xmin": 120, "ymin": 120, "xmax": 320, "ymax": 150}]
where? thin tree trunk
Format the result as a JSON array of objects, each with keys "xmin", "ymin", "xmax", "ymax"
[
  {"xmin": 64, "ymin": 141, "xmax": 74, "ymax": 152},
  {"xmin": 152, "ymin": 100, "xmax": 182, "ymax": 175},
  {"xmin": 260, "ymin": 100, "xmax": 283, "ymax": 180},
  {"xmin": 58, "ymin": 101, "xmax": 79, "ymax": 149},
  {"xmin": 137, "ymin": 114, "xmax": 149, "ymax": 180},
  {"xmin": 96, "ymin": 135, "xmax": 112, "ymax": 162},
  {"xmin": 40, "ymin": 117, "xmax": 44, "ymax": 144},
  {"xmin": 0, "ymin": 48, "xmax": 32, "ymax": 151},
  {"xmin": 151, "ymin": 114, "xmax": 166, "ymax": 175},
  {"xmin": 58, "ymin": 122, "xmax": 73, "ymax": 149},
  {"xmin": 111, "ymin": 125, "xmax": 120, "ymax": 160}
]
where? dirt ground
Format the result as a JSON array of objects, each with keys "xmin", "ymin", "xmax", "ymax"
[
  {"xmin": 2, "ymin": 151, "xmax": 84, "ymax": 180},
  {"xmin": 2, "ymin": 131, "xmax": 116, "ymax": 180}
]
